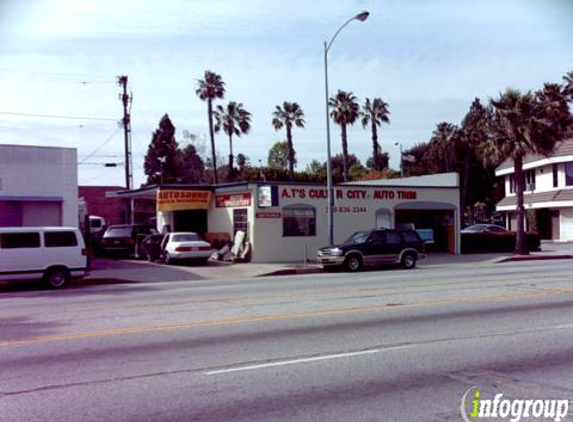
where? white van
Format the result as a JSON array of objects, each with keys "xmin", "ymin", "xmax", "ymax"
[{"xmin": 0, "ymin": 227, "xmax": 88, "ymax": 288}]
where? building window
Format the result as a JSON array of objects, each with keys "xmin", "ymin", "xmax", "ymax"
[
  {"xmin": 283, "ymin": 204, "xmax": 316, "ymax": 237},
  {"xmin": 233, "ymin": 209, "xmax": 248, "ymax": 235},
  {"xmin": 509, "ymin": 175, "xmax": 515, "ymax": 194},
  {"xmin": 553, "ymin": 164, "xmax": 559, "ymax": 188},
  {"xmin": 525, "ymin": 170, "xmax": 536, "ymax": 191},
  {"xmin": 566, "ymin": 162, "xmax": 573, "ymax": 186}
]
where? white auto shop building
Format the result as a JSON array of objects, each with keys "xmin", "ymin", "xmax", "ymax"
[{"xmin": 109, "ymin": 173, "xmax": 460, "ymax": 263}]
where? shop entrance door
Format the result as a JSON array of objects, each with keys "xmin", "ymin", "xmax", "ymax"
[{"xmin": 173, "ymin": 210, "xmax": 208, "ymax": 237}]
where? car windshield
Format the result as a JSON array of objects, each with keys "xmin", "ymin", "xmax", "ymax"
[
  {"xmin": 104, "ymin": 227, "xmax": 131, "ymax": 238},
  {"xmin": 171, "ymin": 234, "xmax": 202, "ymax": 242},
  {"xmin": 343, "ymin": 231, "xmax": 370, "ymax": 245}
]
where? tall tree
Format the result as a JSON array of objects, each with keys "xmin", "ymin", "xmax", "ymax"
[
  {"xmin": 459, "ymin": 98, "xmax": 491, "ymax": 213},
  {"xmin": 214, "ymin": 101, "xmax": 252, "ymax": 182},
  {"xmin": 272, "ymin": 101, "xmax": 305, "ymax": 181},
  {"xmin": 483, "ymin": 87, "xmax": 572, "ymax": 254},
  {"xmin": 360, "ymin": 97, "xmax": 390, "ymax": 171},
  {"xmin": 267, "ymin": 140, "xmax": 296, "ymax": 170},
  {"xmin": 563, "ymin": 70, "xmax": 573, "ymax": 101},
  {"xmin": 176, "ymin": 144, "xmax": 205, "ymax": 184},
  {"xmin": 366, "ymin": 152, "xmax": 390, "ymax": 171},
  {"xmin": 195, "ymin": 70, "xmax": 225, "ymax": 184},
  {"xmin": 329, "ymin": 90, "xmax": 360, "ymax": 182},
  {"xmin": 430, "ymin": 122, "xmax": 460, "ymax": 173},
  {"xmin": 143, "ymin": 114, "xmax": 180, "ymax": 185}
]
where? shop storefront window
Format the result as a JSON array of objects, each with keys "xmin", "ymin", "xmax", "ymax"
[{"xmin": 283, "ymin": 205, "xmax": 316, "ymax": 237}]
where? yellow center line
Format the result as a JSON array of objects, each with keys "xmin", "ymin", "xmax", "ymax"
[
  {"xmin": 2, "ymin": 287, "xmax": 572, "ymax": 347},
  {"xmin": 1, "ymin": 273, "xmax": 565, "ymax": 319}
]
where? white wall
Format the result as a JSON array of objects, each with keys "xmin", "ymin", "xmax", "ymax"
[
  {"xmin": 0, "ymin": 145, "xmax": 77, "ymax": 227},
  {"xmin": 250, "ymin": 184, "xmax": 460, "ymax": 263},
  {"xmin": 560, "ymin": 208, "xmax": 573, "ymax": 241},
  {"xmin": 535, "ymin": 165, "xmax": 554, "ymax": 191}
]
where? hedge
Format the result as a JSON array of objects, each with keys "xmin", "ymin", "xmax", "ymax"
[{"xmin": 461, "ymin": 232, "xmax": 541, "ymax": 254}]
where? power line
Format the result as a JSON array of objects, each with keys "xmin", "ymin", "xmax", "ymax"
[
  {"xmin": 79, "ymin": 127, "xmax": 122, "ymax": 164},
  {"xmin": 0, "ymin": 111, "xmax": 118, "ymax": 121},
  {"xmin": 82, "ymin": 166, "xmax": 120, "ymax": 183}
]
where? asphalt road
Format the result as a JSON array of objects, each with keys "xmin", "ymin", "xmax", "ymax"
[{"xmin": 2, "ymin": 260, "xmax": 573, "ymax": 421}]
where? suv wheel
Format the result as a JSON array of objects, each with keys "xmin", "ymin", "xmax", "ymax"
[
  {"xmin": 44, "ymin": 267, "xmax": 70, "ymax": 289},
  {"xmin": 401, "ymin": 252, "xmax": 417, "ymax": 269},
  {"xmin": 344, "ymin": 254, "xmax": 363, "ymax": 272}
]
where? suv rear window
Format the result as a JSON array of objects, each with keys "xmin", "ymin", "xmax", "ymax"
[
  {"xmin": 44, "ymin": 231, "xmax": 78, "ymax": 247},
  {"xmin": 0, "ymin": 232, "xmax": 41, "ymax": 249}
]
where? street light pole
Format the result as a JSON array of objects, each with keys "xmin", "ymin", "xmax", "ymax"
[
  {"xmin": 395, "ymin": 142, "xmax": 403, "ymax": 178},
  {"xmin": 324, "ymin": 11, "xmax": 369, "ymax": 245}
]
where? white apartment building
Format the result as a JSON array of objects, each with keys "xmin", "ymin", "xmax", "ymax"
[
  {"xmin": 496, "ymin": 138, "xmax": 573, "ymax": 240},
  {"xmin": 0, "ymin": 144, "xmax": 78, "ymax": 227}
]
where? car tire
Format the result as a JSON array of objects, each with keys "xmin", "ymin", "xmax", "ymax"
[
  {"xmin": 44, "ymin": 267, "xmax": 70, "ymax": 289},
  {"xmin": 165, "ymin": 253, "xmax": 173, "ymax": 265},
  {"xmin": 401, "ymin": 252, "xmax": 417, "ymax": 269},
  {"xmin": 344, "ymin": 254, "xmax": 363, "ymax": 272}
]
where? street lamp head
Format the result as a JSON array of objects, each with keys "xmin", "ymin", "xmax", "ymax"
[{"xmin": 354, "ymin": 11, "xmax": 369, "ymax": 22}]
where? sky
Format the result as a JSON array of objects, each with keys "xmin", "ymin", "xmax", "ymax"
[{"xmin": 1, "ymin": 0, "xmax": 572, "ymax": 187}]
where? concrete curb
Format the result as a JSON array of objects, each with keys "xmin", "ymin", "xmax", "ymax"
[{"xmin": 496, "ymin": 254, "xmax": 573, "ymax": 263}]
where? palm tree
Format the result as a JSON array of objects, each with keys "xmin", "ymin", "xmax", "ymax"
[
  {"xmin": 195, "ymin": 70, "xmax": 225, "ymax": 184},
  {"xmin": 563, "ymin": 71, "xmax": 573, "ymax": 101},
  {"xmin": 272, "ymin": 102, "xmax": 305, "ymax": 181},
  {"xmin": 459, "ymin": 99, "xmax": 490, "ymax": 214},
  {"xmin": 483, "ymin": 88, "xmax": 569, "ymax": 254},
  {"xmin": 430, "ymin": 122, "xmax": 459, "ymax": 173},
  {"xmin": 214, "ymin": 101, "xmax": 252, "ymax": 182},
  {"xmin": 360, "ymin": 97, "xmax": 390, "ymax": 171},
  {"xmin": 329, "ymin": 90, "xmax": 360, "ymax": 182}
]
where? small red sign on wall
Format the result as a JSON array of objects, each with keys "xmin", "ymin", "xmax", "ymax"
[
  {"xmin": 215, "ymin": 193, "xmax": 252, "ymax": 208},
  {"xmin": 256, "ymin": 211, "xmax": 281, "ymax": 219}
]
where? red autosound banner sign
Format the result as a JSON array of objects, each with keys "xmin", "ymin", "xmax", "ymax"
[
  {"xmin": 156, "ymin": 190, "xmax": 211, "ymax": 211},
  {"xmin": 215, "ymin": 192, "xmax": 252, "ymax": 208}
]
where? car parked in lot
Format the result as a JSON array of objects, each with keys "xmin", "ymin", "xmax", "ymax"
[
  {"xmin": 0, "ymin": 227, "xmax": 88, "ymax": 288},
  {"xmin": 160, "ymin": 232, "xmax": 213, "ymax": 265},
  {"xmin": 461, "ymin": 224, "xmax": 507, "ymax": 234},
  {"xmin": 317, "ymin": 228, "xmax": 425, "ymax": 272},
  {"xmin": 100, "ymin": 224, "xmax": 158, "ymax": 257}
]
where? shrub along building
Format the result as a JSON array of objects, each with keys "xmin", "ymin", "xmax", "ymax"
[
  {"xmin": 108, "ymin": 173, "xmax": 460, "ymax": 263},
  {"xmin": 496, "ymin": 138, "xmax": 573, "ymax": 241}
]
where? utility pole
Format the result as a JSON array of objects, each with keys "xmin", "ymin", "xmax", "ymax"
[
  {"xmin": 118, "ymin": 75, "xmax": 133, "ymax": 223},
  {"xmin": 118, "ymin": 76, "xmax": 132, "ymax": 190}
]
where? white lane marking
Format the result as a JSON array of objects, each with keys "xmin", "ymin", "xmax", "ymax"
[
  {"xmin": 553, "ymin": 324, "xmax": 573, "ymax": 329},
  {"xmin": 205, "ymin": 345, "xmax": 411, "ymax": 375}
]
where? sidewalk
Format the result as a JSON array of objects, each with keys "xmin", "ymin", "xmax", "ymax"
[{"xmin": 84, "ymin": 241, "xmax": 573, "ymax": 284}]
